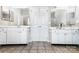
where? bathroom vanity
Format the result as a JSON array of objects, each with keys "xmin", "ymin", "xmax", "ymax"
[
  {"xmin": 50, "ymin": 27, "xmax": 79, "ymax": 45},
  {"xmin": 0, "ymin": 26, "xmax": 29, "ymax": 45},
  {"xmin": 0, "ymin": 6, "xmax": 30, "ymax": 45}
]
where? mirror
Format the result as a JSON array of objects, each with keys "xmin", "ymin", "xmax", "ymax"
[
  {"xmin": 51, "ymin": 6, "xmax": 77, "ymax": 27},
  {"xmin": 0, "ymin": 6, "xmax": 30, "ymax": 26},
  {"xmin": 20, "ymin": 8, "xmax": 29, "ymax": 26}
]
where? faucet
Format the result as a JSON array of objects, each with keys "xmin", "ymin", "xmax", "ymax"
[{"xmin": 59, "ymin": 23, "xmax": 63, "ymax": 29}]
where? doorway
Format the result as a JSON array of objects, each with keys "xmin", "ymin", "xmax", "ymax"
[{"xmin": 29, "ymin": 7, "xmax": 50, "ymax": 42}]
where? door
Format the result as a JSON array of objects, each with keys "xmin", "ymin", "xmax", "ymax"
[
  {"xmin": 30, "ymin": 7, "xmax": 40, "ymax": 41},
  {"xmin": 20, "ymin": 28, "xmax": 28, "ymax": 44},
  {"xmin": 39, "ymin": 26, "xmax": 49, "ymax": 41},
  {"xmin": 30, "ymin": 26, "xmax": 40, "ymax": 41},
  {"xmin": 30, "ymin": 7, "xmax": 50, "ymax": 42},
  {"xmin": 0, "ymin": 28, "xmax": 6, "ymax": 44},
  {"xmin": 39, "ymin": 7, "xmax": 50, "ymax": 42}
]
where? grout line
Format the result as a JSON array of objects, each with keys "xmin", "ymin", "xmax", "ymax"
[
  {"xmin": 20, "ymin": 45, "xmax": 26, "ymax": 53},
  {"xmin": 28, "ymin": 42, "xmax": 33, "ymax": 53}
]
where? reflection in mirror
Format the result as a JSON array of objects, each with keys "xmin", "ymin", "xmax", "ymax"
[
  {"xmin": 10, "ymin": 10, "xmax": 14, "ymax": 22},
  {"xmin": 51, "ymin": 11, "xmax": 57, "ymax": 27},
  {"xmin": 51, "ymin": 8, "xmax": 66, "ymax": 27},
  {"xmin": 66, "ymin": 12, "xmax": 75, "ymax": 26},
  {"xmin": 2, "ymin": 6, "xmax": 14, "ymax": 22},
  {"xmin": 20, "ymin": 8, "xmax": 29, "ymax": 26},
  {"xmin": 51, "ymin": 6, "xmax": 77, "ymax": 27},
  {"xmin": 2, "ymin": 11, "xmax": 9, "ymax": 21},
  {"xmin": 0, "ymin": 6, "xmax": 29, "ymax": 26},
  {"xmin": 0, "ymin": 6, "xmax": 16, "ymax": 26}
]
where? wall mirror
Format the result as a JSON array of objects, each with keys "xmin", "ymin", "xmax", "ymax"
[
  {"xmin": 50, "ymin": 6, "xmax": 78, "ymax": 27},
  {"xmin": 0, "ymin": 6, "xmax": 30, "ymax": 26}
]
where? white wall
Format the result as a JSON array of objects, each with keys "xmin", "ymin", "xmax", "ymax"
[
  {"xmin": 0, "ymin": 6, "xmax": 2, "ymax": 20},
  {"xmin": 75, "ymin": 7, "xmax": 79, "ymax": 24}
]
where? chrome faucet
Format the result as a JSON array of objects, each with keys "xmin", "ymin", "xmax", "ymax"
[{"xmin": 59, "ymin": 23, "xmax": 63, "ymax": 29}]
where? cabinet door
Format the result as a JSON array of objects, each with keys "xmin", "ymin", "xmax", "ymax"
[
  {"xmin": 7, "ymin": 28, "xmax": 19, "ymax": 44},
  {"xmin": 52, "ymin": 30, "xmax": 58, "ymax": 44},
  {"xmin": 57, "ymin": 30, "xmax": 65, "ymax": 44},
  {"xmin": 65, "ymin": 30, "xmax": 72, "ymax": 44},
  {"xmin": 74, "ymin": 33, "xmax": 79, "ymax": 44},
  {"xmin": 52, "ymin": 30, "xmax": 65, "ymax": 44},
  {"xmin": 0, "ymin": 28, "xmax": 6, "ymax": 44},
  {"xmin": 17, "ymin": 28, "xmax": 27, "ymax": 44},
  {"xmin": 72, "ymin": 30, "xmax": 79, "ymax": 44}
]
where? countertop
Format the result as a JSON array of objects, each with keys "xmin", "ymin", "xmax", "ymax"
[{"xmin": 50, "ymin": 27, "xmax": 79, "ymax": 30}]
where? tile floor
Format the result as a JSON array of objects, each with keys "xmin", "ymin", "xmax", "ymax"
[{"xmin": 0, "ymin": 41, "xmax": 79, "ymax": 53}]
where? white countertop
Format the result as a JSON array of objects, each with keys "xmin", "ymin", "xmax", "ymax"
[
  {"xmin": 0, "ymin": 26, "xmax": 79, "ymax": 30},
  {"xmin": 50, "ymin": 27, "xmax": 79, "ymax": 30},
  {"xmin": 0, "ymin": 26, "xmax": 30, "ymax": 28}
]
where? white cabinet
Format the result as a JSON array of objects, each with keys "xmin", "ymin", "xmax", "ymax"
[
  {"xmin": 57, "ymin": 30, "xmax": 65, "ymax": 44},
  {"xmin": 52, "ymin": 29, "xmax": 65, "ymax": 44},
  {"xmin": 51, "ymin": 30, "xmax": 58, "ymax": 44},
  {"xmin": 0, "ymin": 28, "xmax": 6, "ymax": 44},
  {"xmin": 7, "ymin": 27, "xmax": 28, "ymax": 44},
  {"xmin": 20, "ymin": 28, "xmax": 28, "ymax": 44},
  {"xmin": 65, "ymin": 30, "xmax": 72, "ymax": 44},
  {"xmin": 74, "ymin": 33, "xmax": 79, "ymax": 44},
  {"xmin": 72, "ymin": 30, "xmax": 79, "ymax": 44},
  {"xmin": 51, "ymin": 29, "xmax": 73, "ymax": 44}
]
